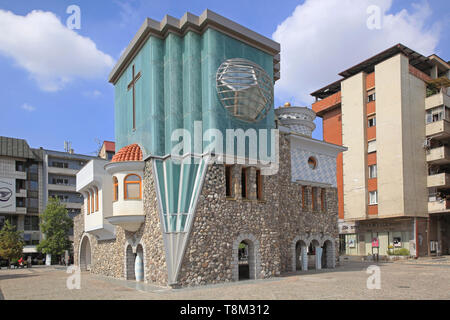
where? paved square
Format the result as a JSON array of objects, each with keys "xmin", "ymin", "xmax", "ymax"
[{"xmin": 1, "ymin": 259, "xmax": 449, "ymax": 300}]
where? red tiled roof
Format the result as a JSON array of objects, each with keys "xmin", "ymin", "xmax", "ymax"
[
  {"xmin": 103, "ymin": 141, "xmax": 115, "ymax": 152},
  {"xmin": 111, "ymin": 144, "xmax": 142, "ymax": 162}
]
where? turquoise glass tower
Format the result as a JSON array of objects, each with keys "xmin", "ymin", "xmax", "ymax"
[{"xmin": 108, "ymin": 10, "xmax": 280, "ymax": 285}]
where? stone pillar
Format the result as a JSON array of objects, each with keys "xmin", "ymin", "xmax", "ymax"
[
  {"xmin": 301, "ymin": 246, "xmax": 308, "ymax": 271},
  {"xmin": 315, "ymin": 247, "xmax": 322, "ymax": 270},
  {"xmin": 247, "ymin": 167, "xmax": 257, "ymax": 200},
  {"xmin": 45, "ymin": 253, "xmax": 51, "ymax": 266}
]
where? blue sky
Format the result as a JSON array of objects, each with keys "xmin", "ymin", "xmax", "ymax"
[{"xmin": 0, "ymin": 0, "xmax": 448, "ymax": 155}]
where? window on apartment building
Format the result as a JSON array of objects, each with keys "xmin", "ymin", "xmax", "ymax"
[
  {"xmin": 15, "ymin": 161, "xmax": 26, "ymax": 172},
  {"xmin": 124, "ymin": 174, "xmax": 142, "ymax": 200},
  {"xmin": 225, "ymin": 165, "xmax": 233, "ymax": 198},
  {"xmin": 256, "ymin": 169, "xmax": 263, "ymax": 200},
  {"xmin": 368, "ymin": 116, "xmax": 376, "ymax": 127},
  {"xmin": 241, "ymin": 168, "xmax": 248, "ymax": 199},
  {"xmin": 52, "ymin": 161, "xmax": 68, "ymax": 168},
  {"xmin": 369, "ymin": 191, "xmax": 378, "ymax": 205},
  {"xmin": 426, "ymin": 106, "xmax": 450, "ymax": 124},
  {"xmin": 367, "ymin": 91, "xmax": 376, "ymax": 103},
  {"xmin": 16, "ymin": 197, "xmax": 25, "ymax": 208},
  {"xmin": 368, "ymin": 140, "xmax": 377, "ymax": 153},
  {"xmin": 16, "ymin": 179, "xmax": 25, "ymax": 192},
  {"xmin": 24, "ymin": 216, "xmax": 40, "ymax": 231},
  {"xmin": 113, "ymin": 177, "xmax": 118, "ymax": 201},
  {"xmin": 369, "ymin": 164, "xmax": 377, "ymax": 179}
]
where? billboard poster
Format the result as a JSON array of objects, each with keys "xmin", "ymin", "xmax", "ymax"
[
  {"xmin": 372, "ymin": 237, "xmax": 379, "ymax": 248},
  {"xmin": 0, "ymin": 178, "xmax": 16, "ymax": 213}
]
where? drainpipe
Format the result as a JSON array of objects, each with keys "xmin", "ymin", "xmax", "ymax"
[{"xmin": 415, "ymin": 217, "xmax": 419, "ymax": 259}]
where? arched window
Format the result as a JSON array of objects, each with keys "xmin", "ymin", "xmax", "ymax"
[
  {"xmin": 94, "ymin": 187, "xmax": 99, "ymax": 211},
  {"xmin": 124, "ymin": 174, "xmax": 141, "ymax": 200},
  {"xmin": 90, "ymin": 189, "xmax": 94, "ymax": 213},
  {"xmin": 113, "ymin": 177, "xmax": 118, "ymax": 202},
  {"xmin": 86, "ymin": 193, "xmax": 90, "ymax": 215}
]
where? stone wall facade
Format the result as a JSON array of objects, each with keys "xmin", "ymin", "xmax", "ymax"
[{"xmin": 73, "ymin": 132, "xmax": 339, "ymax": 287}]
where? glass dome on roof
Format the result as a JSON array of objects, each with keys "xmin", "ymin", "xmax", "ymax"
[{"xmin": 216, "ymin": 58, "xmax": 273, "ymax": 123}]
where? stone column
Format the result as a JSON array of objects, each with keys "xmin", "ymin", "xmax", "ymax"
[
  {"xmin": 247, "ymin": 167, "xmax": 257, "ymax": 200},
  {"xmin": 315, "ymin": 246, "xmax": 322, "ymax": 270},
  {"xmin": 301, "ymin": 246, "xmax": 308, "ymax": 271}
]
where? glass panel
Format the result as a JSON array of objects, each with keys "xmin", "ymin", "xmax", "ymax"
[
  {"xmin": 125, "ymin": 174, "xmax": 140, "ymax": 182},
  {"xmin": 126, "ymin": 183, "xmax": 140, "ymax": 199}
]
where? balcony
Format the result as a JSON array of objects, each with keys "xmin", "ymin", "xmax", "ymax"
[
  {"xmin": 428, "ymin": 198, "xmax": 450, "ymax": 213},
  {"xmin": 76, "ymin": 159, "xmax": 116, "ymax": 240},
  {"xmin": 426, "ymin": 120, "xmax": 450, "ymax": 140},
  {"xmin": 64, "ymin": 202, "xmax": 82, "ymax": 210},
  {"xmin": 16, "ymin": 189, "xmax": 27, "ymax": 197},
  {"xmin": 47, "ymin": 183, "xmax": 76, "ymax": 192},
  {"xmin": 427, "ymin": 173, "xmax": 450, "ymax": 188},
  {"xmin": 426, "ymin": 146, "xmax": 450, "ymax": 164},
  {"xmin": 104, "ymin": 161, "xmax": 145, "ymax": 233},
  {"xmin": 425, "ymin": 92, "xmax": 450, "ymax": 111},
  {"xmin": 47, "ymin": 166, "xmax": 79, "ymax": 176}
]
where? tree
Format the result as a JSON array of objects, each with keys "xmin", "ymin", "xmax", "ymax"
[
  {"xmin": 0, "ymin": 220, "xmax": 24, "ymax": 267},
  {"xmin": 37, "ymin": 197, "xmax": 73, "ymax": 264}
]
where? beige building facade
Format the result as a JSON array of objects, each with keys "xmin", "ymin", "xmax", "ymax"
[{"xmin": 312, "ymin": 44, "xmax": 450, "ymax": 257}]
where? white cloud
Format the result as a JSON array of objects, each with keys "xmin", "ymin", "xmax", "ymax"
[
  {"xmin": 83, "ymin": 89, "xmax": 102, "ymax": 98},
  {"xmin": 0, "ymin": 10, "xmax": 115, "ymax": 92},
  {"xmin": 20, "ymin": 103, "xmax": 36, "ymax": 112},
  {"xmin": 272, "ymin": 0, "xmax": 441, "ymax": 105}
]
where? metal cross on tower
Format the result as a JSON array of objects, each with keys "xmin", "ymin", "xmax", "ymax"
[{"xmin": 127, "ymin": 64, "xmax": 141, "ymax": 130}]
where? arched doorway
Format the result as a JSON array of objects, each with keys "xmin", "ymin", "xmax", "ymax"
[
  {"xmin": 308, "ymin": 239, "xmax": 321, "ymax": 270},
  {"xmin": 125, "ymin": 245, "xmax": 135, "ymax": 280},
  {"xmin": 295, "ymin": 240, "xmax": 308, "ymax": 271},
  {"xmin": 238, "ymin": 240, "xmax": 251, "ymax": 280},
  {"xmin": 79, "ymin": 235, "xmax": 91, "ymax": 271},
  {"xmin": 321, "ymin": 239, "xmax": 334, "ymax": 269},
  {"xmin": 232, "ymin": 233, "xmax": 260, "ymax": 281},
  {"xmin": 135, "ymin": 244, "xmax": 144, "ymax": 282}
]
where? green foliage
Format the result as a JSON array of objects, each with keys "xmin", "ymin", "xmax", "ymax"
[
  {"xmin": 387, "ymin": 248, "xmax": 410, "ymax": 256},
  {"xmin": 0, "ymin": 220, "xmax": 24, "ymax": 264},
  {"xmin": 37, "ymin": 197, "xmax": 73, "ymax": 258},
  {"xmin": 426, "ymin": 85, "xmax": 439, "ymax": 97}
]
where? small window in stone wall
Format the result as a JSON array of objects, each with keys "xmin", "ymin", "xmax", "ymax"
[
  {"xmin": 241, "ymin": 167, "xmax": 248, "ymax": 199},
  {"xmin": 308, "ymin": 156, "xmax": 317, "ymax": 169},
  {"xmin": 225, "ymin": 165, "xmax": 233, "ymax": 198},
  {"xmin": 301, "ymin": 186, "xmax": 307, "ymax": 210},
  {"xmin": 320, "ymin": 188, "xmax": 326, "ymax": 212},
  {"xmin": 312, "ymin": 187, "xmax": 317, "ymax": 211}
]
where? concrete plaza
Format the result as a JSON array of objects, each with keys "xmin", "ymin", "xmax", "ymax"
[{"xmin": 0, "ymin": 258, "xmax": 449, "ymax": 300}]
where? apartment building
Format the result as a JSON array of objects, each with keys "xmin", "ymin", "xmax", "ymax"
[
  {"xmin": 0, "ymin": 136, "xmax": 112, "ymax": 260},
  {"xmin": 97, "ymin": 140, "xmax": 115, "ymax": 161},
  {"xmin": 0, "ymin": 137, "xmax": 45, "ymax": 257},
  {"xmin": 311, "ymin": 44, "xmax": 450, "ymax": 257}
]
